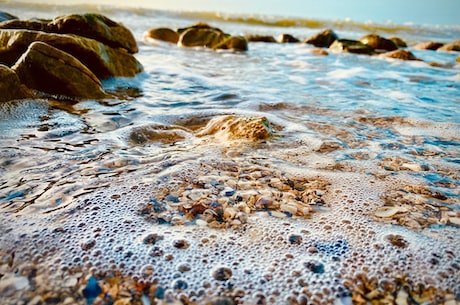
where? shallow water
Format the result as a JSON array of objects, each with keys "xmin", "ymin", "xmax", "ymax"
[{"xmin": 1, "ymin": 2, "xmax": 459, "ymax": 305}]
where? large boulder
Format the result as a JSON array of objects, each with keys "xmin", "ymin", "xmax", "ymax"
[
  {"xmin": 329, "ymin": 39, "xmax": 373, "ymax": 55},
  {"xmin": 143, "ymin": 28, "xmax": 179, "ymax": 44},
  {"xmin": 0, "ymin": 14, "xmax": 138, "ymax": 54},
  {"xmin": 49, "ymin": 14, "xmax": 138, "ymax": 53},
  {"xmin": 437, "ymin": 40, "xmax": 460, "ymax": 52},
  {"xmin": 379, "ymin": 49, "xmax": 418, "ymax": 61},
  {"xmin": 412, "ymin": 41, "xmax": 444, "ymax": 50},
  {"xmin": 0, "ymin": 29, "xmax": 143, "ymax": 79},
  {"xmin": 359, "ymin": 34, "xmax": 398, "ymax": 52},
  {"xmin": 305, "ymin": 29, "xmax": 338, "ymax": 48},
  {"xmin": 0, "ymin": 64, "xmax": 32, "ymax": 102},
  {"xmin": 12, "ymin": 41, "xmax": 106, "ymax": 99},
  {"xmin": 0, "ymin": 11, "xmax": 18, "ymax": 23}
]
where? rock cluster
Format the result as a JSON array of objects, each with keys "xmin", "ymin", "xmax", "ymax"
[
  {"xmin": 0, "ymin": 12, "xmax": 143, "ymax": 102},
  {"xmin": 144, "ymin": 22, "xmax": 248, "ymax": 51}
]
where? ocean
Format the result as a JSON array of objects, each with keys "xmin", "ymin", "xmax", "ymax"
[{"xmin": 0, "ymin": 2, "xmax": 459, "ymax": 305}]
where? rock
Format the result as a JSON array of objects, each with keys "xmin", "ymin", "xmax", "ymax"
[
  {"xmin": 412, "ymin": 41, "xmax": 444, "ymax": 50},
  {"xmin": 245, "ymin": 34, "xmax": 277, "ymax": 43},
  {"xmin": 457, "ymin": 55, "xmax": 460, "ymax": 63},
  {"xmin": 305, "ymin": 29, "xmax": 338, "ymax": 48},
  {"xmin": 210, "ymin": 266, "xmax": 232, "ymax": 281},
  {"xmin": 197, "ymin": 115, "xmax": 273, "ymax": 141},
  {"xmin": 311, "ymin": 48, "xmax": 329, "ymax": 56},
  {"xmin": 50, "ymin": 14, "xmax": 138, "ymax": 53},
  {"xmin": 0, "ymin": 29, "xmax": 143, "ymax": 79},
  {"xmin": 0, "ymin": 19, "xmax": 49, "ymax": 32},
  {"xmin": 379, "ymin": 49, "xmax": 418, "ymax": 61},
  {"xmin": 143, "ymin": 27, "xmax": 179, "ymax": 44},
  {"xmin": 389, "ymin": 36, "xmax": 407, "ymax": 48},
  {"xmin": 215, "ymin": 36, "xmax": 248, "ymax": 51},
  {"xmin": 278, "ymin": 34, "xmax": 300, "ymax": 43},
  {"xmin": 437, "ymin": 40, "xmax": 460, "ymax": 52},
  {"xmin": 179, "ymin": 27, "xmax": 227, "ymax": 48},
  {"xmin": 359, "ymin": 34, "xmax": 398, "ymax": 52},
  {"xmin": 0, "ymin": 64, "xmax": 32, "ymax": 102},
  {"xmin": 0, "ymin": 11, "xmax": 18, "ymax": 22},
  {"xmin": 329, "ymin": 39, "xmax": 373, "ymax": 55},
  {"xmin": 12, "ymin": 41, "xmax": 106, "ymax": 99},
  {"xmin": 177, "ymin": 22, "xmax": 222, "ymax": 34}
]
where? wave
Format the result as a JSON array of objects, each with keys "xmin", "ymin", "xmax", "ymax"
[{"xmin": 4, "ymin": 0, "xmax": 460, "ymax": 41}]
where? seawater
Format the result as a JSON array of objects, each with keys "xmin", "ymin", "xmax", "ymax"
[{"xmin": 0, "ymin": 2, "xmax": 459, "ymax": 305}]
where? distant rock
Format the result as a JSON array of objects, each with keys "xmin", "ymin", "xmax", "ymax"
[
  {"xmin": 359, "ymin": 34, "xmax": 398, "ymax": 52},
  {"xmin": 12, "ymin": 41, "xmax": 106, "ymax": 99},
  {"xmin": 277, "ymin": 34, "xmax": 300, "ymax": 43},
  {"xmin": 245, "ymin": 34, "xmax": 277, "ymax": 43},
  {"xmin": 143, "ymin": 28, "xmax": 179, "ymax": 44},
  {"xmin": 0, "ymin": 29, "xmax": 143, "ymax": 79},
  {"xmin": 305, "ymin": 29, "xmax": 338, "ymax": 48},
  {"xmin": 0, "ymin": 64, "xmax": 32, "ymax": 102},
  {"xmin": 412, "ymin": 41, "xmax": 444, "ymax": 50},
  {"xmin": 329, "ymin": 39, "xmax": 373, "ymax": 55},
  {"xmin": 177, "ymin": 23, "xmax": 248, "ymax": 51},
  {"xmin": 389, "ymin": 37, "xmax": 407, "ymax": 48},
  {"xmin": 0, "ymin": 11, "xmax": 18, "ymax": 22},
  {"xmin": 215, "ymin": 36, "xmax": 248, "ymax": 51},
  {"xmin": 379, "ymin": 49, "xmax": 418, "ymax": 61},
  {"xmin": 180, "ymin": 27, "xmax": 227, "ymax": 48},
  {"xmin": 437, "ymin": 40, "xmax": 460, "ymax": 52},
  {"xmin": 310, "ymin": 48, "xmax": 329, "ymax": 56}
]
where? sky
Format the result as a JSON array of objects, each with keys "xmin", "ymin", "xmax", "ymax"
[{"xmin": 11, "ymin": 0, "xmax": 460, "ymax": 26}]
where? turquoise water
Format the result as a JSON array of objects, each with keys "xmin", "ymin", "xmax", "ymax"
[{"xmin": 0, "ymin": 2, "xmax": 459, "ymax": 305}]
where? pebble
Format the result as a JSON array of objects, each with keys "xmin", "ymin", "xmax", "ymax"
[{"xmin": 210, "ymin": 266, "xmax": 233, "ymax": 281}]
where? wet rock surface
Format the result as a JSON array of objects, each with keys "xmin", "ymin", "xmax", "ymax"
[{"xmin": 0, "ymin": 12, "xmax": 142, "ymax": 102}]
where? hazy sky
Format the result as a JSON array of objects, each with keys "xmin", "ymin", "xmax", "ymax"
[{"xmin": 11, "ymin": 0, "xmax": 460, "ymax": 26}]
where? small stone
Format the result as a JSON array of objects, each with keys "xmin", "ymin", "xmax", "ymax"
[
  {"xmin": 176, "ymin": 263, "xmax": 192, "ymax": 273},
  {"xmin": 171, "ymin": 279, "xmax": 188, "ymax": 291},
  {"xmin": 172, "ymin": 239, "xmax": 190, "ymax": 249},
  {"xmin": 303, "ymin": 260, "xmax": 325, "ymax": 274},
  {"xmin": 142, "ymin": 233, "xmax": 164, "ymax": 245},
  {"xmin": 210, "ymin": 265, "xmax": 232, "ymax": 281},
  {"xmin": 288, "ymin": 234, "xmax": 303, "ymax": 245},
  {"xmin": 375, "ymin": 206, "xmax": 406, "ymax": 218}
]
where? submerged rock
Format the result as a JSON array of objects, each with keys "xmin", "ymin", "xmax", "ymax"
[
  {"xmin": 278, "ymin": 33, "xmax": 300, "ymax": 43},
  {"xmin": 0, "ymin": 29, "xmax": 143, "ymax": 79},
  {"xmin": 412, "ymin": 41, "xmax": 444, "ymax": 50},
  {"xmin": 437, "ymin": 40, "xmax": 460, "ymax": 52},
  {"xmin": 215, "ymin": 36, "xmax": 248, "ymax": 51},
  {"xmin": 12, "ymin": 41, "xmax": 106, "ymax": 99},
  {"xmin": 197, "ymin": 115, "xmax": 274, "ymax": 142},
  {"xmin": 359, "ymin": 34, "xmax": 398, "ymax": 52},
  {"xmin": 143, "ymin": 27, "xmax": 179, "ymax": 44},
  {"xmin": 305, "ymin": 29, "xmax": 338, "ymax": 48},
  {"xmin": 329, "ymin": 39, "xmax": 373, "ymax": 55},
  {"xmin": 379, "ymin": 49, "xmax": 418, "ymax": 61},
  {"xmin": 0, "ymin": 64, "xmax": 32, "ymax": 102}
]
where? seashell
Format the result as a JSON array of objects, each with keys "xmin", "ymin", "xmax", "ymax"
[
  {"xmin": 375, "ymin": 206, "xmax": 406, "ymax": 218},
  {"xmin": 448, "ymin": 217, "xmax": 460, "ymax": 226}
]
